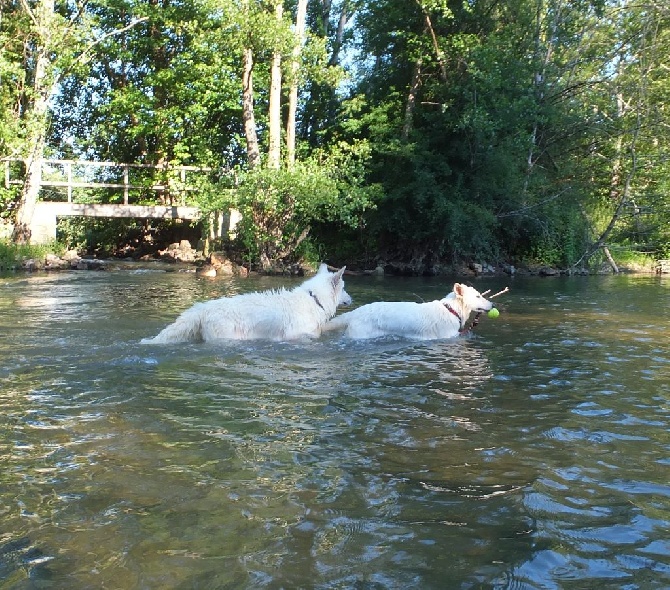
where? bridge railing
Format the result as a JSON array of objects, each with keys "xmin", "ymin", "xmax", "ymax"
[{"xmin": 2, "ymin": 158, "xmax": 212, "ymax": 205}]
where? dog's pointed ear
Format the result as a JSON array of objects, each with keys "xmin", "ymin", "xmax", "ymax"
[
  {"xmin": 332, "ymin": 266, "xmax": 346, "ymax": 284},
  {"xmin": 317, "ymin": 263, "xmax": 329, "ymax": 275},
  {"xmin": 454, "ymin": 283, "xmax": 464, "ymax": 296}
]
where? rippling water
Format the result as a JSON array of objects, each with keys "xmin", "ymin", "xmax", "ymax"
[{"xmin": 1, "ymin": 268, "xmax": 669, "ymax": 588}]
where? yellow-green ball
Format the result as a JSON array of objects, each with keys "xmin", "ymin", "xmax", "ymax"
[{"xmin": 488, "ymin": 308, "xmax": 500, "ymax": 318}]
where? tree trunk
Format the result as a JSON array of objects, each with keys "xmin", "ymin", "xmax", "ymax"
[
  {"xmin": 415, "ymin": 1, "xmax": 447, "ymax": 83},
  {"xmin": 268, "ymin": 1, "xmax": 283, "ymax": 169},
  {"xmin": 328, "ymin": 0, "xmax": 351, "ymax": 67},
  {"xmin": 603, "ymin": 246, "xmax": 619, "ymax": 273},
  {"xmin": 242, "ymin": 46, "xmax": 261, "ymax": 169},
  {"xmin": 12, "ymin": 0, "xmax": 54, "ymax": 243},
  {"xmin": 402, "ymin": 58, "xmax": 422, "ymax": 140},
  {"xmin": 12, "ymin": 152, "xmax": 43, "ymax": 243},
  {"xmin": 522, "ymin": 0, "xmax": 559, "ymax": 199},
  {"xmin": 286, "ymin": 0, "xmax": 308, "ymax": 168}
]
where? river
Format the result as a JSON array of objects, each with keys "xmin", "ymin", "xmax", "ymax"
[{"xmin": 0, "ymin": 267, "xmax": 669, "ymax": 588}]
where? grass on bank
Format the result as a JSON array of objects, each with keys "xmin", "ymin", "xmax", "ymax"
[
  {"xmin": 607, "ymin": 248, "xmax": 657, "ymax": 272},
  {"xmin": 0, "ymin": 240, "xmax": 64, "ymax": 271}
]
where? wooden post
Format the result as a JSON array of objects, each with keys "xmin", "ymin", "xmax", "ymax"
[
  {"xmin": 123, "ymin": 165, "xmax": 129, "ymax": 204},
  {"xmin": 66, "ymin": 161, "xmax": 73, "ymax": 202}
]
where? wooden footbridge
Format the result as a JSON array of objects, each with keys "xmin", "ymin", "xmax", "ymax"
[{"xmin": 3, "ymin": 158, "xmax": 218, "ymax": 243}]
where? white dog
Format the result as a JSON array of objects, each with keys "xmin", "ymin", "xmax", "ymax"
[
  {"xmin": 323, "ymin": 283, "xmax": 494, "ymax": 340},
  {"xmin": 142, "ymin": 264, "xmax": 350, "ymax": 343}
]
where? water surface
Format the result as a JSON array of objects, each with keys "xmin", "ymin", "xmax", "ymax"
[{"xmin": 1, "ymin": 269, "xmax": 669, "ymax": 588}]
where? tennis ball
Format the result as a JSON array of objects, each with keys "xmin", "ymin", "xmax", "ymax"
[{"xmin": 487, "ymin": 308, "xmax": 500, "ymax": 318}]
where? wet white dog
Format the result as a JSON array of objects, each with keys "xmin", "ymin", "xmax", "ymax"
[
  {"xmin": 323, "ymin": 282, "xmax": 494, "ymax": 340},
  {"xmin": 142, "ymin": 264, "xmax": 351, "ymax": 343}
]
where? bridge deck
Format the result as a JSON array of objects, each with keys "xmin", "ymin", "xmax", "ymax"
[
  {"xmin": 36, "ymin": 202, "xmax": 200, "ymax": 219},
  {"xmin": 31, "ymin": 202, "xmax": 201, "ymax": 243}
]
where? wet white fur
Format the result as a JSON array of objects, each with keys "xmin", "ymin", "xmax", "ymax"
[
  {"xmin": 142, "ymin": 264, "xmax": 350, "ymax": 343},
  {"xmin": 323, "ymin": 283, "xmax": 493, "ymax": 340}
]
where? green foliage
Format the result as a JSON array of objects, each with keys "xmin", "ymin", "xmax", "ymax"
[
  {"xmin": 56, "ymin": 217, "xmax": 200, "ymax": 256},
  {"xmin": 610, "ymin": 249, "xmax": 655, "ymax": 271},
  {"xmin": 336, "ymin": 0, "xmax": 670, "ymax": 271},
  {"xmin": 56, "ymin": 218, "xmax": 134, "ymax": 254},
  {"xmin": 519, "ymin": 197, "xmax": 590, "ymax": 267},
  {"xmin": 0, "ymin": 186, "xmax": 20, "ymax": 222},
  {"xmin": 2, "ymin": 0, "xmax": 670, "ymax": 271},
  {"xmin": 0, "ymin": 240, "xmax": 64, "ymax": 270},
  {"xmin": 53, "ymin": 0, "xmax": 243, "ymax": 169},
  {"xmin": 0, "ymin": 46, "xmax": 24, "ymax": 155},
  {"xmin": 220, "ymin": 141, "xmax": 379, "ymax": 267}
]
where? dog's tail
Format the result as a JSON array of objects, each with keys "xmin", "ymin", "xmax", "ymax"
[
  {"xmin": 321, "ymin": 312, "xmax": 351, "ymax": 333},
  {"xmin": 141, "ymin": 310, "xmax": 203, "ymax": 344}
]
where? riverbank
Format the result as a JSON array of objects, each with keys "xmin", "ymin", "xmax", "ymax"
[{"xmin": 0, "ymin": 240, "xmax": 661, "ymax": 277}]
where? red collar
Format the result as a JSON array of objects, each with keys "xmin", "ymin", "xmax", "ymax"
[{"xmin": 443, "ymin": 302, "xmax": 464, "ymax": 329}]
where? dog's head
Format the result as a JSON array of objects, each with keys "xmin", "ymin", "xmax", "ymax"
[
  {"xmin": 452, "ymin": 283, "xmax": 494, "ymax": 314},
  {"xmin": 334, "ymin": 266, "xmax": 352, "ymax": 306},
  {"xmin": 311, "ymin": 264, "xmax": 352, "ymax": 309}
]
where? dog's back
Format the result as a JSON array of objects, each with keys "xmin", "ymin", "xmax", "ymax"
[
  {"xmin": 325, "ymin": 300, "xmax": 458, "ymax": 340},
  {"xmin": 142, "ymin": 264, "xmax": 349, "ymax": 343},
  {"xmin": 198, "ymin": 288, "xmax": 324, "ymax": 341},
  {"xmin": 324, "ymin": 283, "xmax": 494, "ymax": 340}
]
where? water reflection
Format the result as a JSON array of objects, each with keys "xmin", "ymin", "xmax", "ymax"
[{"xmin": 0, "ymin": 271, "xmax": 669, "ymax": 587}]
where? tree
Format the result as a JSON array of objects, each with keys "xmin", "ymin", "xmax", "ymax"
[
  {"xmin": 7, "ymin": 0, "xmax": 146, "ymax": 242},
  {"xmin": 0, "ymin": 2, "xmax": 31, "ymax": 217},
  {"xmin": 9, "ymin": 0, "xmax": 667, "ymax": 272},
  {"xmin": 338, "ymin": 0, "xmax": 643, "ymax": 270},
  {"xmin": 300, "ymin": 0, "xmax": 357, "ymax": 149},
  {"xmin": 563, "ymin": 1, "xmax": 670, "ymax": 268},
  {"xmin": 346, "ymin": 0, "xmax": 545, "ymax": 266},
  {"xmin": 229, "ymin": 0, "xmax": 375, "ymax": 269},
  {"xmin": 55, "ymin": 0, "xmax": 240, "ymax": 167},
  {"xmin": 240, "ymin": 0, "xmax": 262, "ymax": 169},
  {"xmin": 11, "ymin": 0, "xmax": 62, "ymax": 242}
]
